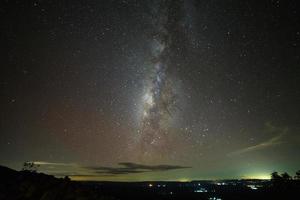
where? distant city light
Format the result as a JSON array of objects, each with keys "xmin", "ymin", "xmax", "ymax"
[
  {"xmin": 243, "ymin": 173, "xmax": 271, "ymax": 180},
  {"xmin": 209, "ymin": 197, "xmax": 222, "ymax": 200},
  {"xmin": 247, "ymin": 185, "xmax": 258, "ymax": 190},
  {"xmin": 216, "ymin": 182, "xmax": 227, "ymax": 186},
  {"xmin": 178, "ymin": 178, "xmax": 190, "ymax": 182},
  {"xmin": 194, "ymin": 188, "xmax": 208, "ymax": 193}
]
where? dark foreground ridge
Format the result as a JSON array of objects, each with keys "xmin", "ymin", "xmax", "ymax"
[{"xmin": 1, "ymin": 165, "xmax": 299, "ymax": 200}]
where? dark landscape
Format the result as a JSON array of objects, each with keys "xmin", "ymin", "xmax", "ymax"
[{"xmin": 1, "ymin": 165, "xmax": 300, "ymax": 200}]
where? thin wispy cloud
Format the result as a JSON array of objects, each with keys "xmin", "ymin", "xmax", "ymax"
[
  {"xmin": 88, "ymin": 162, "xmax": 191, "ymax": 175},
  {"xmin": 27, "ymin": 161, "xmax": 190, "ymax": 178},
  {"xmin": 228, "ymin": 134, "xmax": 284, "ymax": 156},
  {"xmin": 32, "ymin": 161, "xmax": 77, "ymax": 166},
  {"xmin": 228, "ymin": 124, "xmax": 288, "ymax": 157}
]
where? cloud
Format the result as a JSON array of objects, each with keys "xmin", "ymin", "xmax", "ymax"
[
  {"xmin": 32, "ymin": 161, "xmax": 77, "ymax": 166},
  {"xmin": 26, "ymin": 161, "xmax": 190, "ymax": 177},
  {"xmin": 87, "ymin": 162, "xmax": 191, "ymax": 175},
  {"xmin": 227, "ymin": 124, "xmax": 288, "ymax": 157},
  {"xmin": 228, "ymin": 134, "xmax": 284, "ymax": 156}
]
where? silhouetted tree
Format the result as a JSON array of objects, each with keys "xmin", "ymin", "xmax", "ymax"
[
  {"xmin": 271, "ymin": 172, "xmax": 282, "ymax": 180},
  {"xmin": 281, "ymin": 172, "xmax": 292, "ymax": 180},
  {"xmin": 22, "ymin": 161, "xmax": 39, "ymax": 172},
  {"xmin": 295, "ymin": 170, "xmax": 300, "ymax": 180},
  {"xmin": 64, "ymin": 176, "xmax": 71, "ymax": 181}
]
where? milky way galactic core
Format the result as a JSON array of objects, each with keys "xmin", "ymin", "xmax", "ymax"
[{"xmin": 135, "ymin": 1, "xmax": 183, "ymax": 161}]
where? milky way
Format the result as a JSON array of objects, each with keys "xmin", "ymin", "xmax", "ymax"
[{"xmin": 137, "ymin": 0, "xmax": 183, "ymax": 161}]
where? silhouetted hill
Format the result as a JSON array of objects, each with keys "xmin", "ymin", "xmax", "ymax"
[
  {"xmin": 0, "ymin": 165, "xmax": 18, "ymax": 177},
  {"xmin": 0, "ymin": 165, "xmax": 115, "ymax": 200}
]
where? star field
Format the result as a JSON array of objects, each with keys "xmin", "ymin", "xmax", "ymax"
[{"xmin": 0, "ymin": 0, "xmax": 299, "ymax": 181}]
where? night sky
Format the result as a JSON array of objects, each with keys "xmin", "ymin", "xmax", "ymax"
[{"xmin": 1, "ymin": 0, "xmax": 300, "ymax": 181}]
